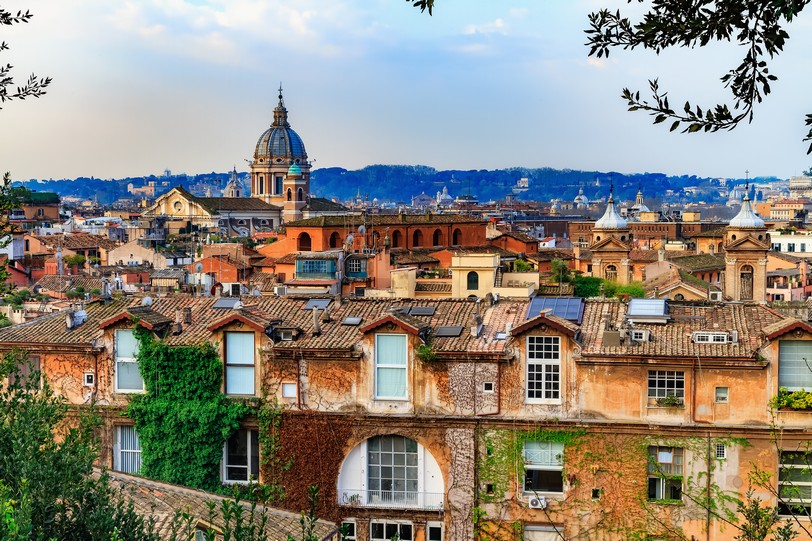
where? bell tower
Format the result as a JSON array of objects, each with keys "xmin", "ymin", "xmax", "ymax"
[
  {"xmin": 590, "ymin": 186, "xmax": 632, "ymax": 285},
  {"xmin": 724, "ymin": 182, "xmax": 769, "ymax": 301}
]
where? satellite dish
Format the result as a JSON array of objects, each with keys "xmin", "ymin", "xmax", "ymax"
[
  {"xmin": 358, "ymin": 225, "xmax": 366, "ymax": 235},
  {"xmin": 195, "ymin": 262, "xmax": 204, "ymax": 273},
  {"xmin": 346, "ymin": 233, "xmax": 355, "ymax": 245},
  {"xmin": 141, "ymin": 296, "xmax": 153, "ymax": 306}
]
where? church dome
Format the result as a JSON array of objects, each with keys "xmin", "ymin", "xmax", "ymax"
[
  {"xmin": 595, "ymin": 191, "xmax": 628, "ymax": 229},
  {"xmin": 288, "ymin": 163, "xmax": 302, "ymax": 176},
  {"xmin": 729, "ymin": 190, "xmax": 765, "ymax": 228},
  {"xmin": 254, "ymin": 88, "xmax": 308, "ymax": 164}
]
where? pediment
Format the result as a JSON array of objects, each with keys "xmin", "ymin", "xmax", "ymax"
[
  {"xmin": 726, "ymin": 235, "xmax": 769, "ymax": 251},
  {"xmin": 590, "ymin": 236, "xmax": 631, "ymax": 251}
]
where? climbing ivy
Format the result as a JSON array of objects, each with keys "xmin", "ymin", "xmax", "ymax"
[
  {"xmin": 128, "ymin": 325, "xmax": 250, "ymax": 492},
  {"xmin": 257, "ymin": 397, "xmax": 291, "ymax": 504}
]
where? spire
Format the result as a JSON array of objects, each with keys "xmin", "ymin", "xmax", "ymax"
[
  {"xmin": 729, "ymin": 180, "xmax": 764, "ymax": 228},
  {"xmin": 272, "ymin": 83, "xmax": 289, "ymax": 128}
]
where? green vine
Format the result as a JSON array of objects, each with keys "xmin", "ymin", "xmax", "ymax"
[
  {"xmin": 415, "ymin": 343, "xmax": 437, "ymax": 363},
  {"xmin": 257, "ymin": 397, "xmax": 292, "ymax": 504},
  {"xmin": 128, "ymin": 325, "xmax": 250, "ymax": 492}
]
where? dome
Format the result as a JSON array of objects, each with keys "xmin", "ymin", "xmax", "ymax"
[
  {"xmin": 594, "ymin": 192, "xmax": 628, "ymax": 229},
  {"xmin": 729, "ymin": 191, "xmax": 765, "ymax": 228},
  {"xmin": 254, "ymin": 88, "xmax": 308, "ymax": 163},
  {"xmin": 287, "ymin": 163, "xmax": 302, "ymax": 176}
]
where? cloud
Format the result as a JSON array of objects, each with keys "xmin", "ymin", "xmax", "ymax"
[{"xmin": 463, "ymin": 18, "xmax": 508, "ymax": 36}]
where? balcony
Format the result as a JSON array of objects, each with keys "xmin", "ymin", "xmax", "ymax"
[{"xmin": 338, "ymin": 489, "xmax": 444, "ymax": 511}]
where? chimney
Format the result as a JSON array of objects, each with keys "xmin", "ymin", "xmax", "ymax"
[
  {"xmin": 56, "ymin": 246, "xmax": 64, "ymax": 276},
  {"xmin": 175, "ymin": 309, "xmax": 182, "ymax": 324},
  {"xmin": 470, "ymin": 312, "xmax": 483, "ymax": 338},
  {"xmin": 322, "ymin": 307, "xmax": 332, "ymax": 323},
  {"xmin": 182, "ymin": 307, "xmax": 192, "ymax": 325},
  {"xmin": 658, "ymin": 247, "xmax": 665, "ymax": 262},
  {"xmin": 312, "ymin": 306, "xmax": 321, "ymax": 336}
]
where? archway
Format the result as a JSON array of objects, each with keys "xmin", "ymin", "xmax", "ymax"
[
  {"xmin": 452, "ymin": 228, "xmax": 462, "ymax": 246},
  {"xmin": 392, "ymin": 230, "xmax": 403, "ymax": 248},
  {"xmin": 297, "ymin": 187, "xmax": 304, "ymax": 202},
  {"xmin": 298, "ymin": 232, "xmax": 312, "ymax": 252},
  {"xmin": 740, "ymin": 264, "xmax": 754, "ymax": 300},
  {"xmin": 432, "ymin": 229, "xmax": 443, "ymax": 247},
  {"xmin": 467, "ymin": 271, "xmax": 479, "ymax": 290},
  {"xmin": 605, "ymin": 264, "xmax": 618, "ymax": 282},
  {"xmin": 287, "ymin": 188, "xmax": 292, "ymax": 202},
  {"xmin": 413, "ymin": 230, "xmax": 423, "ymax": 247}
]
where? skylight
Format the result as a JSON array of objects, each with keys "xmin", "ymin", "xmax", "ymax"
[
  {"xmin": 303, "ymin": 298, "xmax": 332, "ymax": 311},
  {"xmin": 409, "ymin": 306, "xmax": 436, "ymax": 316},
  {"xmin": 435, "ymin": 326, "xmax": 464, "ymax": 338}
]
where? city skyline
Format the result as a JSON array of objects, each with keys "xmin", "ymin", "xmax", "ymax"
[{"xmin": 2, "ymin": 0, "xmax": 812, "ymax": 182}]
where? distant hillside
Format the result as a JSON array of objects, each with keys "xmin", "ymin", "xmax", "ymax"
[{"xmin": 15, "ymin": 166, "xmax": 776, "ymax": 205}]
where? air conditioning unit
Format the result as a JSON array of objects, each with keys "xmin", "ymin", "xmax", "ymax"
[
  {"xmin": 274, "ymin": 285, "xmax": 287, "ymax": 297},
  {"xmin": 528, "ymin": 496, "xmax": 547, "ymax": 509},
  {"xmin": 709, "ymin": 291, "xmax": 722, "ymax": 301}
]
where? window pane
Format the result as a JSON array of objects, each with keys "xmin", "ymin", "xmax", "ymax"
[
  {"xmin": 376, "ymin": 367, "xmax": 406, "ymax": 398},
  {"xmin": 117, "ymin": 361, "xmax": 143, "ymax": 391},
  {"xmin": 226, "ymin": 366, "xmax": 255, "ymax": 395},
  {"xmin": 524, "ymin": 469, "xmax": 563, "ymax": 492},
  {"xmin": 376, "ymin": 334, "xmax": 407, "ymax": 366},
  {"xmin": 116, "ymin": 329, "xmax": 139, "ymax": 359},
  {"xmin": 226, "ymin": 333, "xmax": 255, "ymax": 366},
  {"xmin": 117, "ymin": 426, "xmax": 141, "ymax": 474},
  {"xmin": 779, "ymin": 341, "xmax": 812, "ymax": 390}
]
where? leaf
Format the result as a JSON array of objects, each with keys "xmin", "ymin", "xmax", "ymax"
[{"xmin": 670, "ymin": 121, "xmax": 680, "ymax": 132}]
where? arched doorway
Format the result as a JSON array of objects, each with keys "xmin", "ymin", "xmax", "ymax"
[
  {"xmin": 467, "ymin": 271, "xmax": 479, "ymax": 290},
  {"xmin": 392, "ymin": 230, "xmax": 402, "ymax": 248},
  {"xmin": 452, "ymin": 228, "xmax": 462, "ymax": 246},
  {"xmin": 432, "ymin": 229, "xmax": 443, "ymax": 246},
  {"xmin": 329, "ymin": 232, "xmax": 341, "ymax": 249},
  {"xmin": 605, "ymin": 264, "xmax": 618, "ymax": 282},
  {"xmin": 298, "ymin": 232, "xmax": 312, "ymax": 251},
  {"xmin": 413, "ymin": 230, "xmax": 423, "ymax": 247}
]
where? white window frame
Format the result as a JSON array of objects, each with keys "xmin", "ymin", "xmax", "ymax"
[
  {"xmin": 778, "ymin": 341, "xmax": 812, "ymax": 391},
  {"xmin": 281, "ymin": 382, "xmax": 297, "ymax": 398},
  {"xmin": 647, "ymin": 370, "xmax": 685, "ymax": 406},
  {"xmin": 115, "ymin": 328, "xmax": 144, "ymax": 393},
  {"xmin": 523, "ymin": 526, "xmax": 562, "ymax": 541},
  {"xmin": 692, "ymin": 331, "xmax": 730, "ymax": 344},
  {"xmin": 779, "ymin": 450, "xmax": 812, "ymax": 517},
  {"xmin": 374, "ymin": 333, "xmax": 408, "ymax": 400},
  {"xmin": 526, "ymin": 336, "xmax": 561, "ymax": 404},
  {"xmin": 631, "ymin": 329, "xmax": 649, "ymax": 342},
  {"xmin": 224, "ymin": 332, "xmax": 255, "ymax": 396},
  {"xmin": 715, "ymin": 386, "xmax": 729, "ymax": 403},
  {"xmin": 114, "ymin": 425, "xmax": 142, "ymax": 474},
  {"xmin": 370, "ymin": 520, "xmax": 413, "ymax": 541},
  {"xmin": 340, "ymin": 521, "xmax": 356, "ymax": 541},
  {"xmin": 715, "ymin": 443, "xmax": 727, "ymax": 460},
  {"xmin": 222, "ymin": 428, "xmax": 259, "ymax": 484},
  {"xmin": 347, "ymin": 258, "xmax": 365, "ymax": 274},
  {"xmin": 523, "ymin": 440, "xmax": 564, "ymax": 495},
  {"xmin": 426, "ymin": 521, "xmax": 444, "ymax": 541},
  {"xmin": 647, "ymin": 446, "xmax": 683, "ymax": 501}
]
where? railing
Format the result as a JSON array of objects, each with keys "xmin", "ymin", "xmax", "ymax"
[
  {"xmin": 338, "ymin": 488, "xmax": 444, "ymax": 510},
  {"xmin": 294, "ymin": 272, "xmax": 336, "ymax": 280}
]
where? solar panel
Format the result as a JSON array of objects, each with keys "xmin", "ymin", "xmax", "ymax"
[
  {"xmin": 409, "ymin": 306, "xmax": 437, "ymax": 316},
  {"xmin": 304, "ymin": 298, "xmax": 332, "ymax": 311},
  {"xmin": 526, "ymin": 297, "xmax": 584, "ymax": 323},
  {"xmin": 213, "ymin": 298, "xmax": 241, "ymax": 310},
  {"xmin": 342, "ymin": 317, "xmax": 363, "ymax": 326},
  {"xmin": 435, "ymin": 326, "xmax": 464, "ymax": 337}
]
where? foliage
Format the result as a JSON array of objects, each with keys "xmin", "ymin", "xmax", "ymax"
[
  {"xmin": 405, "ymin": 0, "xmax": 434, "ymax": 15},
  {"xmin": 572, "ymin": 275, "xmax": 603, "ymax": 297},
  {"xmin": 549, "ymin": 258, "xmax": 570, "ymax": 283},
  {"xmin": 2, "ymin": 288, "xmax": 47, "ymax": 309},
  {"xmin": 0, "ymin": 8, "xmax": 52, "ymax": 109},
  {"xmin": 0, "ymin": 349, "xmax": 158, "ymax": 540},
  {"xmin": 64, "ymin": 254, "xmax": 86, "ymax": 267},
  {"xmin": 128, "ymin": 326, "xmax": 250, "ymax": 492},
  {"xmin": 604, "ymin": 280, "xmax": 646, "ymax": 299},
  {"xmin": 514, "ymin": 258, "xmax": 534, "ymax": 273},
  {"xmin": 415, "ymin": 343, "xmax": 437, "ymax": 363},
  {"xmin": 65, "ymin": 285, "xmax": 86, "ymax": 299},
  {"xmin": 655, "ymin": 394, "xmax": 683, "ymax": 408},
  {"xmin": 257, "ymin": 398, "xmax": 291, "ymax": 504},
  {"xmin": 770, "ymin": 388, "xmax": 812, "ymax": 411},
  {"xmin": 584, "ymin": 1, "xmax": 812, "ymax": 153},
  {"xmin": 734, "ymin": 491, "xmax": 798, "ymax": 541}
]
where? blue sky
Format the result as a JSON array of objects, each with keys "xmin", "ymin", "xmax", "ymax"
[{"xmin": 2, "ymin": 0, "xmax": 812, "ymax": 182}]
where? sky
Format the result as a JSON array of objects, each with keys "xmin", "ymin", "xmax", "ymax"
[{"xmin": 2, "ymin": 0, "xmax": 812, "ymax": 182}]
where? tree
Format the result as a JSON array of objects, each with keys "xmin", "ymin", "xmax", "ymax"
[
  {"xmin": 0, "ymin": 349, "xmax": 158, "ymax": 540},
  {"xmin": 549, "ymin": 258, "xmax": 571, "ymax": 283},
  {"xmin": 408, "ymin": 1, "xmax": 812, "ymax": 152},
  {"xmin": 1, "ymin": 8, "xmax": 51, "ymax": 109}
]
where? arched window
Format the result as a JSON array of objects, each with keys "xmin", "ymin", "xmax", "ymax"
[
  {"xmin": 674, "ymin": 293, "xmax": 685, "ymax": 301},
  {"xmin": 298, "ymin": 232, "xmax": 312, "ymax": 252},
  {"xmin": 392, "ymin": 230, "xmax": 403, "ymax": 248},
  {"xmin": 605, "ymin": 264, "xmax": 618, "ymax": 282},
  {"xmin": 452, "ymin": 228, "xmax": 462, "ymax": 246},
  {"xmin": 297, "ymin": 188, "xmax": 304, "ymax": 202},
  {"xmin": 413, "ymin": 230, "xmax": 423, "ymax": 247},
  {"xmin": 258, "ymin": 175, "xmax": 264, "ymax": 195},
  {"xmin": 718, "ymin": 242, "xmax": 724, "ymax": 252},
  {"xmin": 740, "ymin": 264, "xmax": 754, "ymax": 300},
  {"xmin": 287, "ymin": 188, "xmax": 292, "ymax": 202},
  {"xmin": 337, "ymin": 435, "xmax": 444, "ymax": 509},
  {"xmin": 467, "ymin": 271, "xmax": 479, "ymax": 290},
  {"xmin": 432, "ymin": 229, "xmax": 443, "ymax": 246},
  {"xmin": 329, "ymin": 232, "xmax": 341, "ymax": 249}
]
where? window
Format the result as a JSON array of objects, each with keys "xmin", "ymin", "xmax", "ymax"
[
  {"xmin": 605, "ymin": 264, "xmax": 618, "ymax": 282},
  {"xmin": 275, "ymin": 175, "xmax": 283, "ymax": 194},
  {"xmin": 524, "ymin": 441, "xmax": 564, "ymax": 493},
  {"xmin": 715, "ymin": 386, "xmax": 729, "ymax": 403},
  {"xmin": 258, "ymin": 175, "xmax": 264, "ymax": 194},
  {"xmin": 281, "ymin": 382, "xmax": 297, "ymax": 398},
  {"xmin": 341, "ymin": 521, "xmax": 356, "ymax": 541},
  {"xmin": 715, "ymin": 443, "xmax": 727, "ymax": 459},
  {"xmin": 779, "ymin": 341, "xmax": 812, "ymax": 391},
  {"xmin": 114, "ymin": 425, "xmax": 141, "ymax": 474},
  {"xmin": 375, "ymin": 334, "xmax": 407, "ymax": 400},
  {"xmin": 368, "ymin": 436, "xmax": 418, "ymax": 505},
  {"xmin": 803, "ymin": 243, "xmax": 807, "ymax": 252},
  {"xmin": 115, "ymin": 329, "xmax": 143, "ymax": 392},
  {"xmin": 788, "ymin": 243, "xmax": 796, "ymax": 252},
  {"xmin": 9, "ymin": 355, "xmax": 40, "ymax": 388},
  {"xmin": 631, "ymin": 329, "xmax": 649, "ymax": 342},
  {"xmin": 300, "ymin": 259, "xmax": 328, "ymax": 274},
  {"xmin": 693, "ymin": 331, "xmax": 731, "ymax": 343},
  {"xmin": 370, "ymin": 521, "xmax": 412, "ymax": 541},
  {"xmin": 225, "ymin": 332, "xmax": 255, "ymax": 395},
  {"xmin": 648, "ymin": 371, "xmax": 684, "ymax": 406},
  {"xmin": 347, "ymin": 259, "xmax": 365, "ymax": 274},
  {"xmin": 523, "ymin": 526, "xmax": 561, "ymax": 541},
  {"xmin": 483, "ymin": 382, "xmax": 495, "ymax": 393},
  {"xmin": 779, "ymin": 450, "xmax": 812, "ymax": 516},
  {"xmin": 648, "ymin": 446, "xmax": 683, "ymax": 501},
  {"xmin": 426, "ymin": 522, "xmax": 443, "ymax": 541},
  {"xmin": 526, "ymin": 336, "xmax": 561, "ymax": 402},
  {"xmin": 773, "ymin": 243, "xmax": 781, "ymax": 251},
  {"xmin": 223, "ymin": 429, "xmax": 259, "ymax": 483},
  {"xmin": 467, "ymin": 271, "xmax": 479, "ymax": 290}
]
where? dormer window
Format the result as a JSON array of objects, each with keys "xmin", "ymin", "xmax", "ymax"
[{"xmin": 692, "ymin": 331, "xmax": 736, "ymax": 344}]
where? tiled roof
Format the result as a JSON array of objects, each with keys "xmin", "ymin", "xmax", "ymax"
[
  {"xmin": 579, "ymin": 299, "xmax": 784, "ymax": 359},
  {"xmin": 538, "ymin": 284, "xmax": 575, "ymax": 296},
  {"xmin": 285, "ymin": 213, "xmax": 485, "ymax": 228},
  {"xmin": 643, "ymin": 268, "xmax": 717, "ymax": 294},
  {"xmin": 249, "ymin": 271, "xmax": 277, "ymax": 291},
  {"xmin": 195, "ymin": 197, "xmax": 280, "ymax": 212},
  {"xmin": 34, "ymin": 274, "xmax": 104, "ymax": 293},
  {"xmin": 151, "ymin": 268, "xmax": 186, "ymax": 279},
  {"xmin": 687, "ymin": 227, "xmax": 727, "ymax": 238},
  {"xmin": 415, "ymin": 281, "xmax": 452, "ymax": 292},
  {"xmin": 667, "ymin": 254, "xmax": 726, "ymax": 271},
  {"xmin": 0, "ymin": 296, "xmax": 528, "ymax": 356},
  {"xmin": 106, "ymin": 471, "xmax": 336, "ymax": 539},
  {"xmin": 303, "ymin": 197, "xmax": 350, "ymax": 212},
  {"xmin": 497, "ymin": 230, "xmax": 538, "ymax": 243},
  {"xmin": 770, "ymin": 251, "xmax": 805, "ymax": 264},
  {"xmin": 394, "ymin": 252, "xmax": 440, "ymax": 265},
  {"xmin": 534, "ymin": 249, "xmax": 574, "ymax": 262},
  {"xmin": 33, "ymin": 234, "xmax": 118, "ymax": 251},
  {"xmin": 274, "ymin": 253, "xmax": 299, "ymax": 265}
]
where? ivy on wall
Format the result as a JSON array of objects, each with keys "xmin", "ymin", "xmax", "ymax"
[{"xmin": 128, "ymin": 325, "xmax": 250, "ymax": 492}]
